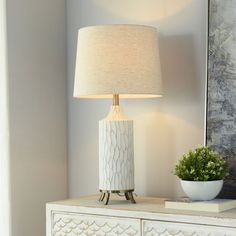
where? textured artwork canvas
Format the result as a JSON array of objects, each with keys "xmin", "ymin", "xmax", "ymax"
[{"xmin": 207, "ymin": 0, "xmax": 236, "ymax": 198}]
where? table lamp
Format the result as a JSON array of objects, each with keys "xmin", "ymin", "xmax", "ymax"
[{"xmin": 74, "ymin": 25, "xmax": 163, "ymax": 205}]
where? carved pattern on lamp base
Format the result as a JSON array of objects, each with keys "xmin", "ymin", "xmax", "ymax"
[{"xmin": 99, "ymin": 105, "xmax": 134, "ymax": 197}]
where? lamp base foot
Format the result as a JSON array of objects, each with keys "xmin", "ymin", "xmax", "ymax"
[{"xmin": 98, "ymin": 189, "xmax": 136, "ymax": 205}]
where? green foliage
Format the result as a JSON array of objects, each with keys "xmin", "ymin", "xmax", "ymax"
[{"xmin": 174, "ymin": 146, "xmax": 228, "ymax": 181}]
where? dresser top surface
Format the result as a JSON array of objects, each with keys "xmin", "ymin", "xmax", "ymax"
[{"xmin": 48, "ymin": 195, "xmax": 236, "ymax": 220}]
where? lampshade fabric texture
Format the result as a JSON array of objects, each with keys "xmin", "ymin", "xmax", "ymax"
[{"xmin": 74, "ymin": 24, "xmax": 163, "ymax": 99}]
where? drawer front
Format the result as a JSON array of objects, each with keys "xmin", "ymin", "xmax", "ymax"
[
  {"xmin": 51, "ymin": 212, "xmax": 140, "ymax": 236},
  {"xmin": 142, "ymin": 220, "xmax": 236, "ymax": 236}
]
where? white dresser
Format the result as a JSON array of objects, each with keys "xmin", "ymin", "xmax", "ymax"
[{"xmin": 46, "ymin": 195, "xmax": 236, "ymax": 236}]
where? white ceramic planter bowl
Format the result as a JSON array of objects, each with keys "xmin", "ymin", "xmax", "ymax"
[{"xmin": 180, "ymin": 180, "xmax": 223, "ymax": 201}]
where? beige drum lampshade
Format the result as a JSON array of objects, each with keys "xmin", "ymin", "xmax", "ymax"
[{"xmin": 73, "ymin": 24, "xmax": 163, "ymax": 99}]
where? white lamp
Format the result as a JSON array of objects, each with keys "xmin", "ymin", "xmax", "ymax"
[{"xmin": 74, "ymin": 25, "xmax": 162, "ymax": 204}]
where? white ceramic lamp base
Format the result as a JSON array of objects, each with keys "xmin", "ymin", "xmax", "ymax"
[{"xmin": 99, "ymin": 105, "xmax": 135, "ymax": 204}]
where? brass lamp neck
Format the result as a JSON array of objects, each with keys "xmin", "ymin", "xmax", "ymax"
[{"xmin": 113, "ymin": 94, "xmax": 119, "ymax": 106}]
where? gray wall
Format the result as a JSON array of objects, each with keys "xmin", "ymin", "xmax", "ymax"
[
  {"xmin": 67, "ymin": 0, "xmax": 208, "ymax": 197},
  {"xmin": 6, "ymin": 0, "xmax": 67, "ymax": 235}
]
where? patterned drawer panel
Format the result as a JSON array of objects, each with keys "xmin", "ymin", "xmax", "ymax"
[
  {"xmin": 51, "ymin": 212, "xmax": 141, "ymax": 236},
  {"xmin": 142, "ymin": 220, "xmax": 236, "ymax": 236}
]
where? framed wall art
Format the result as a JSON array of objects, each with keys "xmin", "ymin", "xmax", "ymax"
[{"xmin": 207, "ymin": 0, "xmax": 236, "ymax": 198}]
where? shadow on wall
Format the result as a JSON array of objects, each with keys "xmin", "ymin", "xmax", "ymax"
[
  {"xmin": 159, "ymin": 34, "xmax": 201, "ymax": 111},
  {"xmin": 126, "ymin": 34, "xmax": 203, "ymax": 197}
]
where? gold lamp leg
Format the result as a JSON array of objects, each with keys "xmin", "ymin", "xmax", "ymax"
[
  {"xmin": 99, "ymin": 192, "xmax": 105, "ymax": 202},
  {"xmin": 98, "ymin": 190, "xmax": 136, "ymax": 205},
  {"xmin": 128, "ymin": 192, "xmax": 136, "ymax": 204},
  {"xmin": 104, "ymin": 193, "xmax": 110, "ymax": 205},
  {"xmin": 125, "ymin": 192, "xmax": 130, "ymax": 200}
]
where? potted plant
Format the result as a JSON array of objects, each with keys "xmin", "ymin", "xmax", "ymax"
[{"xmin": 174, "ymin": 146, "xmax": 228, "ymax": 201}]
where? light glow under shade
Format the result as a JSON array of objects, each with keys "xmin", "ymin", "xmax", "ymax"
[{"xmin": 76, "ymin": 94, "xmax": 163, "ymax": 99}]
